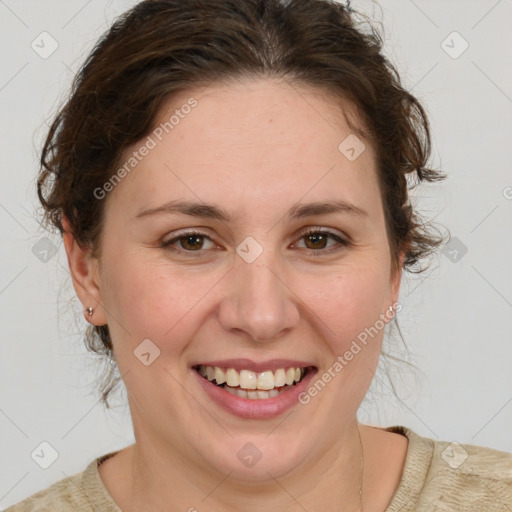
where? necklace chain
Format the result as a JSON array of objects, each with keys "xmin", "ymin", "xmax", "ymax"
[{"xmin": 357, "ymin": 423, "xmax": 364, "ymax": 512}]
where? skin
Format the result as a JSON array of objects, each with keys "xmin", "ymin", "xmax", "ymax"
[{"xmin": 63, "ymin": 77, "xmax": 408, "ymax": 512}]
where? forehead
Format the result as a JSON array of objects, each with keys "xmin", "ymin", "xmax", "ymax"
[{"xmin": 106, "ymin": 77, "xmax": 380, "ymax": 219}]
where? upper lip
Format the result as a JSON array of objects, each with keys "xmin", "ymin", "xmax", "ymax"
[{"xmin": 192, "ymin": 358, "xmax": 316, "ymax": 373}]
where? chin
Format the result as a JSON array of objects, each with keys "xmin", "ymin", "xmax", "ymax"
[{"xmin": 199, "ymin": 434, "xmax": 309, "ymax": 482}]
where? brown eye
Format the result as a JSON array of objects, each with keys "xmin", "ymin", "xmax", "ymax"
[
  {"xmin": 179, "ymin": 234, "xmax": 205, "ymax": 251},
  {"xmin": 304, "ymin": 232, "xmax": 329, "ymax": 250},
  {"xmin": 296, "ymin": 228, "xmax": 349, "ymax": 255},
  {"xmin": 162, "ymin": 230, "xmax": 215, "ymax": 254}
]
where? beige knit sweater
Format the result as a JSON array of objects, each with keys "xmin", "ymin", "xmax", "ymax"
[{"xmin": 5, "ymin": 426, "xmax": 512, "ymax": 511}]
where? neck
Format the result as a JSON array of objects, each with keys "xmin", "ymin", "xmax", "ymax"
[{"xmin": 121, "ymin": 421, "xmax": 365, "ymax": 512}]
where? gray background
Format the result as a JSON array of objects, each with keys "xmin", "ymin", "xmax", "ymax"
[{"xmin": 1, "ymin": 0, "xmax": 511, "ymax": 507}]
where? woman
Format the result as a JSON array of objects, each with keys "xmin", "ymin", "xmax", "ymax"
[{"xmin": 7, "ymin": 0, "xmax": 511, "ymax": 510}]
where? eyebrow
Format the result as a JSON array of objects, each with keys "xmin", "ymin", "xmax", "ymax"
[{"xmin": 135, "ymin": 199, "xmax": 368, "ymax": 222}]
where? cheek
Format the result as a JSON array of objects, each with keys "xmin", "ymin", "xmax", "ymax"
[
  {"xmin": 305, "ymin": 267, "xmax": 389, "ymax": 401},
  {"xmin": 301, "ymin": 262, "xmax": 389, "ymax": 353},
  {"xmin": 100, "ymin": 251, "xmax": 222, "ymax": 345}
]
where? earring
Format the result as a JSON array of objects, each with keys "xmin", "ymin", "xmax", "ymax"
[{"xmin": 86, "ymin": 307, "xmax": 94, "ymax": 318}]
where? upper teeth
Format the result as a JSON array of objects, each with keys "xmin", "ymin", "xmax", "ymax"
[{"xmin": 197, "ymin": 365, "xmax": 305, "ymax": 390}]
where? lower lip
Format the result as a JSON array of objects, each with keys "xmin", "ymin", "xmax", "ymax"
[{"xmin": 192, "ymin": 367, "xmax": 317, "ymax": 420}]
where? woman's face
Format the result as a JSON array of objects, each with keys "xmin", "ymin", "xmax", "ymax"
[{"xmin": 78, "ymin": 77, "xmax": 402, "ymax": 479}]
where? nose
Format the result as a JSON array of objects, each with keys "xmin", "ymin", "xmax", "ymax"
[{"xmin": 217, "ymin": 254, "xmax": 301, "ymax": 343}]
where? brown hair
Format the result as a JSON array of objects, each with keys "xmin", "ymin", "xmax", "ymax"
[{"xmin": 38, "ymin": 0, "xmax": 445, "ymax": 407}]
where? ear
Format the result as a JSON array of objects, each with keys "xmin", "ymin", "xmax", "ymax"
[
  {"xmin": 391, "ymin": 250, "xmax": 405, "ymax": 300},
  {"xmin": 62, "ymin": 215, "xmax": 107, "ymax": 326},
  {"xmin": 386, "ymin": 249, "xmax": 405, "ymax": 318}
]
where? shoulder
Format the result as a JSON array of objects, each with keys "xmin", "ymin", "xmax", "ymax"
[
  {"xmin": 4, "ymin": 471, "xmax": 87, "ymax": 512},
  {"xmin": 426, "ymin": 434, "xmax": 512, "ymax": 511},
  {"xmin": 4, "ymin": 452, "xmax": 121, "ymax": 512},
  {"xmin": 386, "ymin": 425, "xmax": 512, "ymax": 512}
]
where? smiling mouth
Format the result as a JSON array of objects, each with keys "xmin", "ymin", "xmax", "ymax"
[{"xmin": 193, "ymin": 364, "xmax": 314, "ymax": 400}]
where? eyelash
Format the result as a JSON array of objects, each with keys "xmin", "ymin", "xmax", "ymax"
[{"xmin": 161, "ymin": 227, "xmax": 350, "ymax": 257}]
